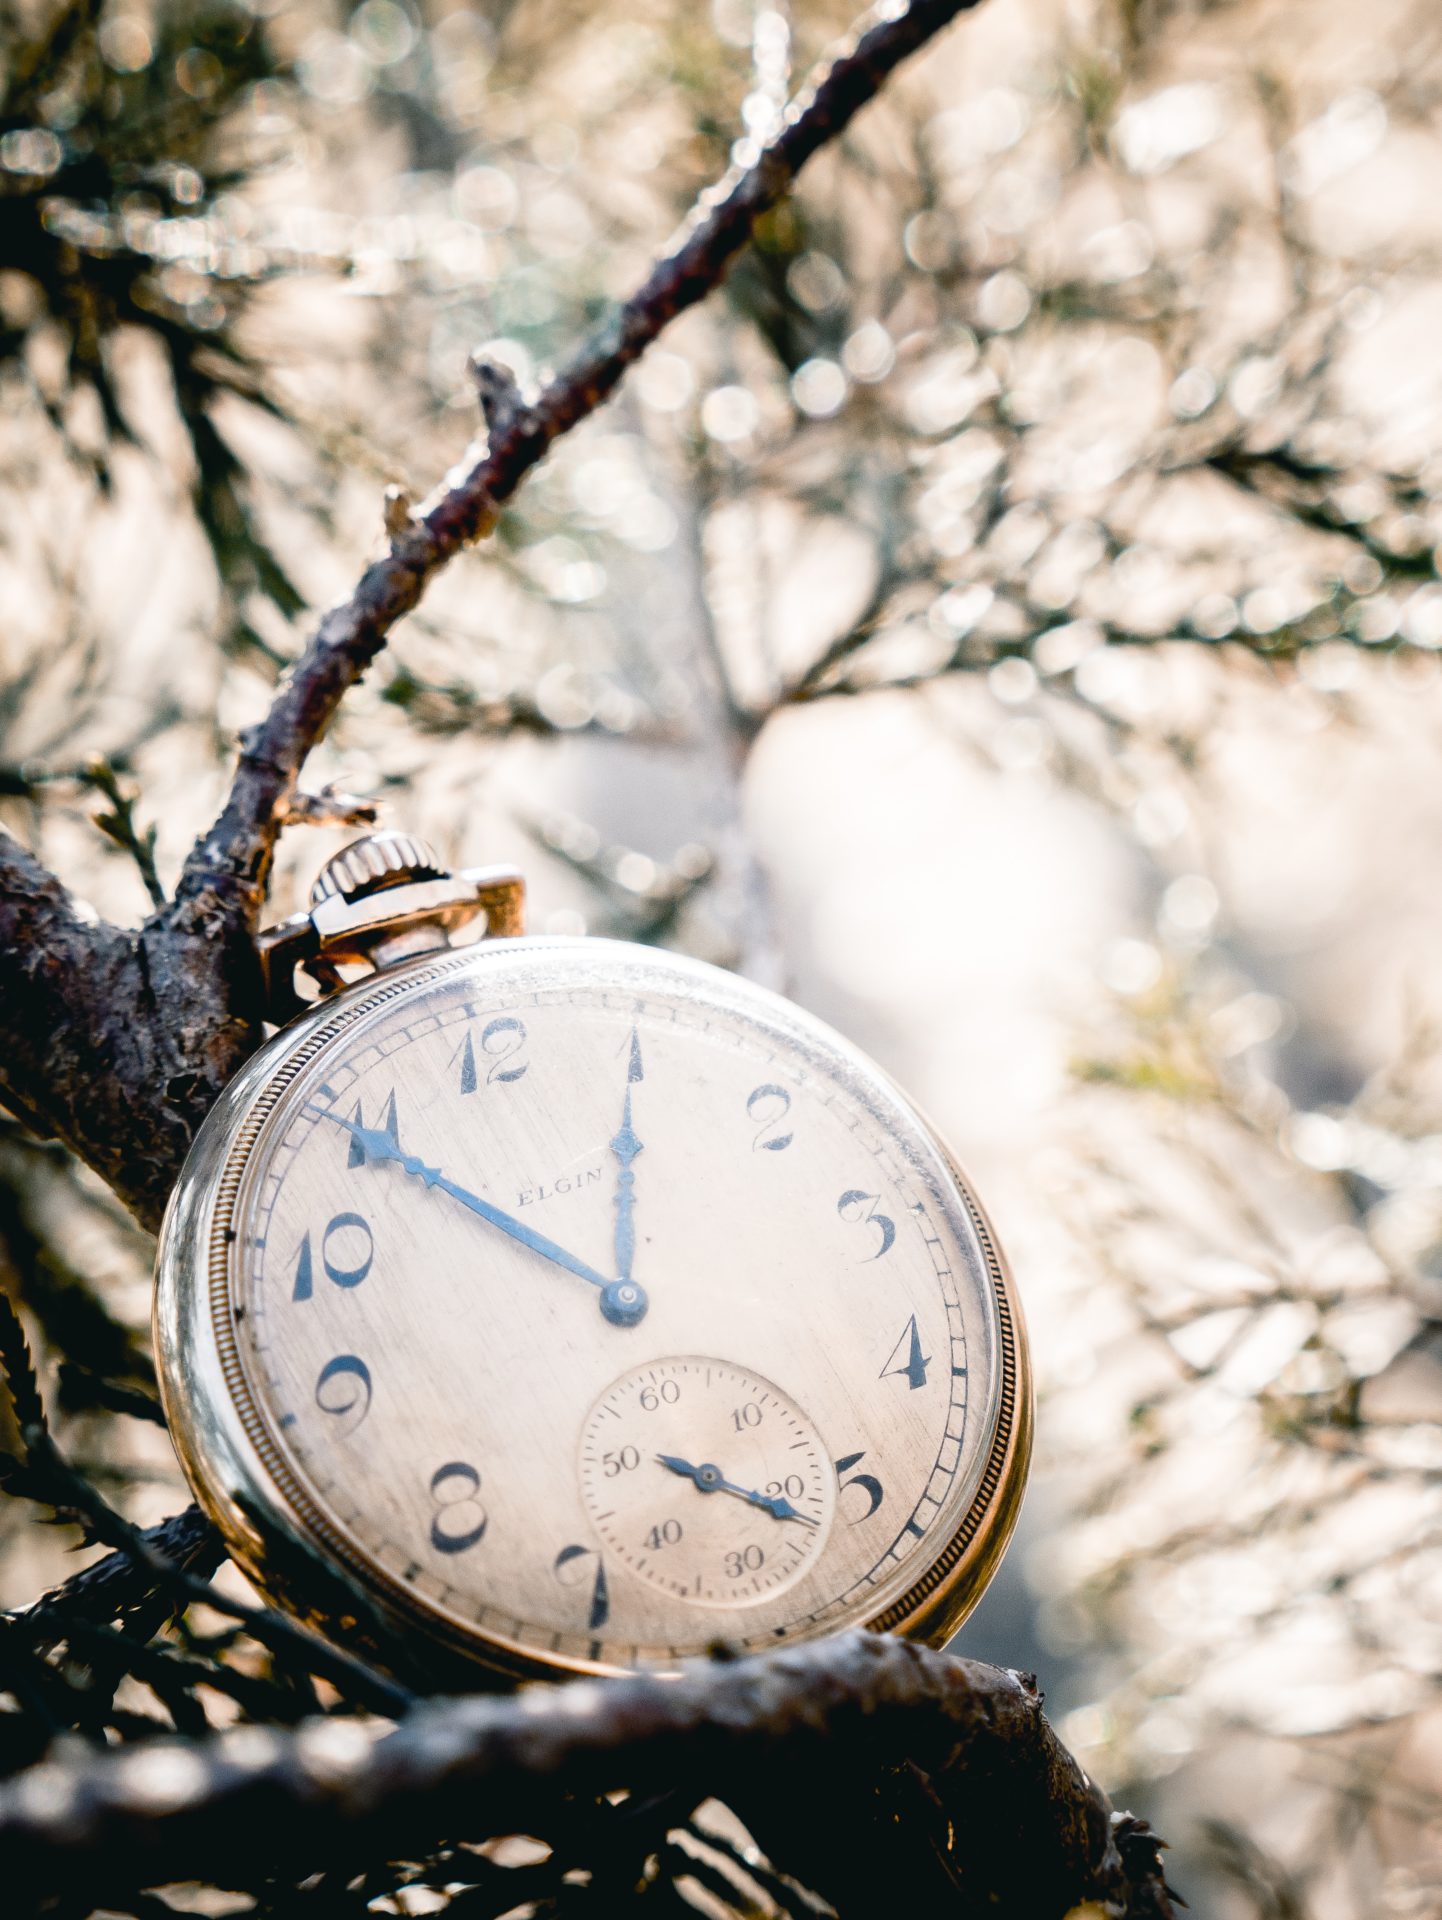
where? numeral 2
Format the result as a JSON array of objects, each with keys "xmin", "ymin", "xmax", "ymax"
[{"xmin": 746, "ymin": 1083, "xmax": 793, "ymax": 1152}]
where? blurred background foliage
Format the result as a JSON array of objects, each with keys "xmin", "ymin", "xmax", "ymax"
[{"xmin": 2, "ymin": 0, "xmax": 1442, "ymax": 1913}]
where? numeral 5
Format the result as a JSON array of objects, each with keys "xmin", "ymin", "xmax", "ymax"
[{"xmin": 835, "ymin": 1449, "xmax": 884, "ymax": 1521}]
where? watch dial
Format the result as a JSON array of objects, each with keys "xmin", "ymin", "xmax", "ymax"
[{"xmin": 222, "ymin": 940, "xmax": 1009, "ymax": 1669}]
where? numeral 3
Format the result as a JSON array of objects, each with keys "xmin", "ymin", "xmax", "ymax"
[{"xmin": 838, "ymin": 1189, "xmax": 896, "ymax": 1260}]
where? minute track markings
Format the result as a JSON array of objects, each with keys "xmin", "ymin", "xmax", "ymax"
[{"xmin": 239, "ymin": 971, "xmax": 991, "ymax": 1668}]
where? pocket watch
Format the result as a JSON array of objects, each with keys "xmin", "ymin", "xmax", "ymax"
[{"xmin": 155, "ymin": 831, "xmax": 1031, "ymax": 1680}]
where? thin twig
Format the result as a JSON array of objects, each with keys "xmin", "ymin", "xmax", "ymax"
[{"xmin": 10, "ymin": 1505, "xmax": 221, "ymax": 1641}]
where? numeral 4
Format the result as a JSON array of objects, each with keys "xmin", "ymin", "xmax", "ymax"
[{"xmin": 880, "ymin": 1314, "xmax": 930, "ymax": 1390}]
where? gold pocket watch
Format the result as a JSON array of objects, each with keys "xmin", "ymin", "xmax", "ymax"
[{"xmin": 155, "ymin": 831, "xmax": 1031, "ymax": 1680}]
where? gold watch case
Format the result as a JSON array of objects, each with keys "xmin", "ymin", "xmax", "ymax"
[{"xmin": 154, "ymin": 935, "xmax": 1032, "ymax": 1683}]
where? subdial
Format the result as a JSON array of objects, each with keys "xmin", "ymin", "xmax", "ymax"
[{"xmin": 580, "ymin": 1358, "xmax": 835, "ymax": 1609}]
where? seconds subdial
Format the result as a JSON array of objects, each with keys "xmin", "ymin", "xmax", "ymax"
[{"xmin": 580, "ymin": 1358, "xmax": 835, "ymax": 1609}]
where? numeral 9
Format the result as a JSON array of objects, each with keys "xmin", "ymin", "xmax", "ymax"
[{"xmin": 315, "ymin": 1354, "xmax": 372, "ymax": 1430}]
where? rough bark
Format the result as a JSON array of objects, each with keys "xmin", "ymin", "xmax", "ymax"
[
  {"xmin": 0, "ymin": 839, "xmax": 260, "ymax": 1229},
  {"xmin": 0, "ymin": 1632, "xmax": 1176, "ymax": 1917}
]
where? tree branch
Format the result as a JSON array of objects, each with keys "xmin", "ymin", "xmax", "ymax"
[
  {"xmin": 0, "ymin": 1632, "xmax": 1177, "ymax": 1918},
  {"xmin": 174, "ymin": 0, "xmax": 986, "ymax": 929},
  {"xmin": 0, "ymin": 830, "xmax": 259, "ymax": 1229},
  {"xmin": 0, "ymin": 1, "xmax": 988, "ymax": 1227}
]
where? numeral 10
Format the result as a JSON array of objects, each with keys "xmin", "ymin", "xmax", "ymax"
[{"xmin": 293, "ymin": 1213, "xmax": 373, "ymax": 1301}]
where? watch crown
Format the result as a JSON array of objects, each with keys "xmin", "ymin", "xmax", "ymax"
[
  {"xmin": 309, "ymin": 831, "xmax": 448, "ymax": 910},
  {"xmin": 258, "ymin": 829, "xmax": 525, "ymax": 1025}
]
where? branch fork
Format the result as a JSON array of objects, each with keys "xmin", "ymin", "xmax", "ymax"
[{"xmin": 0, "ymin": 0, "xmax": 990, "ymax": 1226}]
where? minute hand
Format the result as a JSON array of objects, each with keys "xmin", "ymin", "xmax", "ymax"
[{"xmin": 319, "ymin": 1111, "xmax": 647, "ymax": 1324}]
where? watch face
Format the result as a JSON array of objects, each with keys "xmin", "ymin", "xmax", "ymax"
[{"xmin": 158, "ymin": 939, "xmax": 1027, "ymax": 1675}]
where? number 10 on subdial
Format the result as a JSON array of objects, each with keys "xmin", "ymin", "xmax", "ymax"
[{"xmin": 580, "ymin": 1360, "xmax": 836, "ymax": 1608}]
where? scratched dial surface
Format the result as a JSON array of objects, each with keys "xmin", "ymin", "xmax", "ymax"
[{"xmin": 226, "ymin": 939, "xmax": 1003, "ymax": 1670}]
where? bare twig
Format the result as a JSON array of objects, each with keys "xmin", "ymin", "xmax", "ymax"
[
  {"xmin": 11, "ymin": 1505, "xmax": 222, "ymax": 1643},
  {"xmin": 83, "ymin": 760, "xmax": 165, "ymax": 910},
  {"xmin": 173, "ymin": 0, "xmax": 988, "ymax": 929}
]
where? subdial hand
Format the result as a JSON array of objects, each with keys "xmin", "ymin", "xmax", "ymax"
[
  {"xmin": 318, "ymin": 1109, "xmax": 647, "ymax": 1327},
  {"xmin": 655, "ymin": 1453, "xmax": 820, "ymax": 1526}
]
